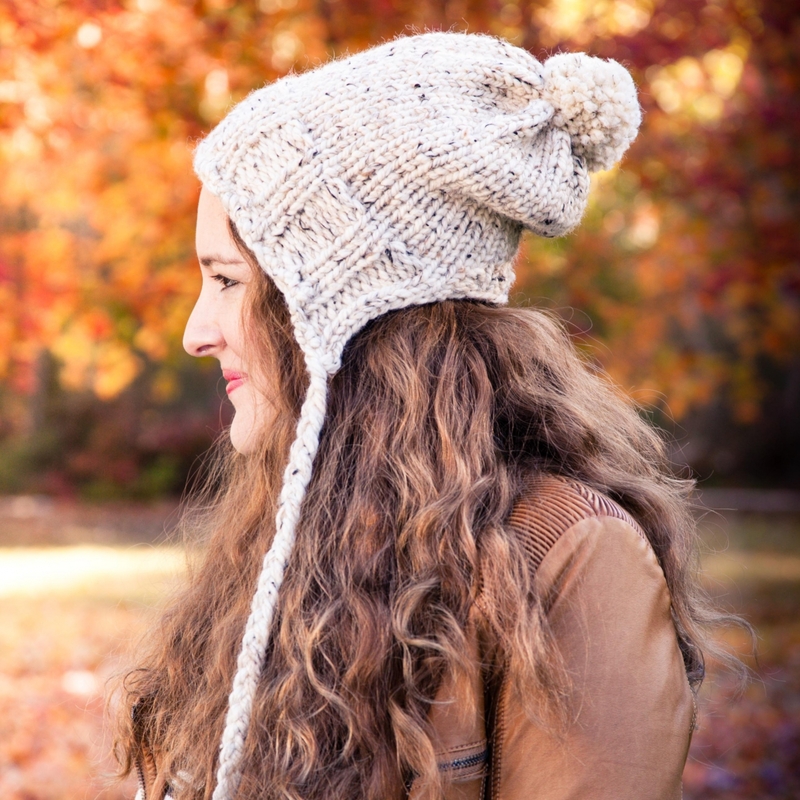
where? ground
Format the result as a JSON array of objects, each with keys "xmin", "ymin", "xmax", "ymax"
[{"xmin": 0, "ymin": 498, "xmax": 797, "ymax": 799}]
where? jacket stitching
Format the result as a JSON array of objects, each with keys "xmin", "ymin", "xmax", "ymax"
[{"xmin": 436, "ymin": 738, "xmax": 487, "ymax": 757}]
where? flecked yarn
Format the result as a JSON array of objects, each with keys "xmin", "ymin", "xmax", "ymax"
[{"xmin": 193, "ymin": 31, "xmax": 640, "ymax": 800}]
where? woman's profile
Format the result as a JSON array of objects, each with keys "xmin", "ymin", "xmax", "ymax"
[{"xmin": 116, "ymin": 31, "xmax": 735, "ymax": 800}]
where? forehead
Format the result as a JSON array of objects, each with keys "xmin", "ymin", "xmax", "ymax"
[{"xmin": 196, "ymin": 185, "xmax": 239, "ymax": 258}]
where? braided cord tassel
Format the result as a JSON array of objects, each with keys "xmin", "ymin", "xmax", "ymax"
[{"xmin": 211, "ymin": 361, "xmax": 329, "ymax": 800}]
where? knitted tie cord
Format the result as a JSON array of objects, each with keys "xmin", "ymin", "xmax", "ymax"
[{"xmin": 194, "ymin": 31, "xmax": 641, "ymax": 799}]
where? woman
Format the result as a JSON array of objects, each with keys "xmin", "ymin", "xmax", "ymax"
[{"xmin": 117, "ymin": 32, "xmax": 726, "ymax": 800}]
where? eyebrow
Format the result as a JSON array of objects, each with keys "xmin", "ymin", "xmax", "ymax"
[{"xmin": 199, "ymin": 254, "xmax": 247, "ymax": 268}]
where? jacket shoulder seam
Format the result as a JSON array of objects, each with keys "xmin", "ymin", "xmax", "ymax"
[{"xmin": 504, "ymin": 473, "xmax": 646, "ymax": 575}]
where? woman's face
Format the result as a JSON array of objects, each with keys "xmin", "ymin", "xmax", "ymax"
[{"xmin": 184, "ymin": 186, "xmax": 276, "ymax": 454}]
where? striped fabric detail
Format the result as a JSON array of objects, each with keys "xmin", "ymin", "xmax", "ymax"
[
  {"xmin": 505, "ymin": 474, "xmax": 646, "ymax": 574},
  {"xmin": 435, "ymin": 738, "xmax": 488, "ymax": 782},
  {"xmin": 439, "ymin": 749, "xmax": 487, "ymax": 771}
]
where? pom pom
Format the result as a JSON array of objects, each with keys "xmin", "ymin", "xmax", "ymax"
[{"xmin": 543, "ymin": 52, "xmax": 641, "ymax": 173}]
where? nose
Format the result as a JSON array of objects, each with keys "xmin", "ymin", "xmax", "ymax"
[{"xmin": 183, "ymin": 295, "xmax": 224, "ymax": 357}]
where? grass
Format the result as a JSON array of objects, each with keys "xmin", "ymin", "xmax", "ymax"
[
  {"xmin": 684, "ymin": 512, "xmax": 800, "ymax": 799},
  {"xmin": 0, "ymin": 540, "xmax": 185, "ymax": 800},
  {"xmin": 0, "ymin": 501, "xmax": 797, "ymax": 799}
]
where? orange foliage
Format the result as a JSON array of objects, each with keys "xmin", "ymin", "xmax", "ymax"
[{"xmin": 0, "ymin": 0, "xmax": 797, "ymax": 422}]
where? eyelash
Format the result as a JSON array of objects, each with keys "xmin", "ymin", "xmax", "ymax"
[{"xmin": 212, "ymin": 274, "xmax": 240, "ymax": 290}]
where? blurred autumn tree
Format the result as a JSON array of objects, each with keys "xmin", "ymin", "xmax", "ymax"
[{"xmin": 0, "ymin": 0, "xmax": 797, "ymax": 496}]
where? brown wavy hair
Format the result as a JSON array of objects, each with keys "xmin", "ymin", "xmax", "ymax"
[{"xmin": 114, "ymin": 227, "xmax": 741, "ymax": 799}]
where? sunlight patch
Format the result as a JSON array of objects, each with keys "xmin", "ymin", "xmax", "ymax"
[{"xmin": 0, "ymin": 546, "xmax": 185, "ymax": 597}]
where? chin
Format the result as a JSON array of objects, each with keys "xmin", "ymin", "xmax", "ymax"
[
  {"xmin": 228, "ymin": 392, "xmax": 276, "ymax": 455},
  {"xmin": 229, "ymin": 416, "xmax": 258, "ymax": 455}
]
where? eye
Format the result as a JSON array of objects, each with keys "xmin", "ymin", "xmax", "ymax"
[{"xmin": 212, "ymin": 274, "xmax": 240, "ymax": 290}]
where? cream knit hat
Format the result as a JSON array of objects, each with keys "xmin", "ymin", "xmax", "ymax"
[{"xmin": 193, "ymin": 31, "xmax": 640, "ymax": 799}]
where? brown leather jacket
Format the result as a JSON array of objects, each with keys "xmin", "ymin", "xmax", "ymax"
[
  {"xmin": 136, "ymin": 474, "xmax": 695, "ymax": 799},
  {"xmin": 416, "ymin": 474, "xmax": 696, "ymax": 800}
]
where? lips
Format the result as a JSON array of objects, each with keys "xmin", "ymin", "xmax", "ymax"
[{"xmin": 222, "ymin": 369, "xmax": 246, "ymax": 395}]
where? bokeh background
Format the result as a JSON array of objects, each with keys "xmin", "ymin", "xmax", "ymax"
[{"xmin": 0, "ymin": 0, "xmax": 798, "ymax": 798}]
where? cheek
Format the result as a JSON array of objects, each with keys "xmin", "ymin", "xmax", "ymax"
[{"xmin": 221, "ymin": 301, "xmax": 248, "ymax": 358}]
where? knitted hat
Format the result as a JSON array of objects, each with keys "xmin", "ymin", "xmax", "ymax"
[{"xmin": 194, "ymin": 31, "xmax": 640, "ymax": 799}]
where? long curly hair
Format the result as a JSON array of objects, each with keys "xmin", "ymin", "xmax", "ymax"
[{"xmin": 114, "ymin": 228, "xmax": 740, "ymax": 800}]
